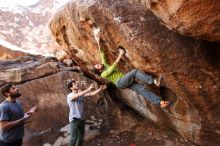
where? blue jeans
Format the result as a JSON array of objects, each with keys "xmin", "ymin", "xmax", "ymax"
[
  {"xmin": 69, "ymin": 119, "xmax": 85, "ymax": 146},
  {"xmin": 116, "ymin": 69, "xmax": 161, "ymax": 104}
]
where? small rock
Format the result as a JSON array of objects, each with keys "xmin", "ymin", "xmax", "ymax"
[
  {"xmin": 90, "ymin": 115, "xmax": 95, "ymax": 120},
  {"xmin": 64, "ymin": 132, "xmax": 68, "ymax": 137},
  {"xmin": 63, "ymin": 59, "xmax": 73, "ymax": 66},
  {"xmin": 43, "ymin": 144, "xmax": 52, "ymax": 146},
  {"xmin": 148, "ymin": 132, "xmax": 153, "ymax": 136},
  {"xmin": 53, "ymin": 136, "xmax": 64, "ymax": 146}
]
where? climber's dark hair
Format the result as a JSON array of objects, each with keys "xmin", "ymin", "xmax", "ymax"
[
  {"xmin": 92, "ymin": 66, "xmax": 102, "ymax": 75},
  {"xmin": 67, "ymin": 79, "xmax": 76, "ymax": 91},
  {"xmin": 1, "ymin": 82, "xmax": 14, "ymax": 97}
]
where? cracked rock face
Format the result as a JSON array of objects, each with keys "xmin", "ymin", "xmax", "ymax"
[
  {"xmin": 50, "ymin": 0, "xmax": 220, "ymax": 145},
  {"xmin": 136, "ymin": 0, "xmax": 220, "ymax": 42}
]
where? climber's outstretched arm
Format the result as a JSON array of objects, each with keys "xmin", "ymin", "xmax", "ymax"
[
  {"xmin": 113, "ymin": 48, "xmax": 125, "ymax": 64},
  {"xmin": 101, "ymin": 48, "xmax": 125, "ymax": 78},
  {"xmin": 99, "ymin": 48, "xmax": 109, "ymax": 67}
]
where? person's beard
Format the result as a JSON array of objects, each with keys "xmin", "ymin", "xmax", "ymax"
[{"xmin": 10, "ymin": 92, "xmax": 21, "ymax": 98}]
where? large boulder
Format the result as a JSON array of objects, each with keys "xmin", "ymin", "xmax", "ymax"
[
  {"xmin": 136, "ymin": 0, "xmax": 220, "ymax": 42},
  {"xmin": 50, "ymin": 0, "xmax": 220, "ymax": 145}
]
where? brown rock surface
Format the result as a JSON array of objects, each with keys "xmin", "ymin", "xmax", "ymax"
[
  {"xmin": 50, "ymin": 0, "xmax": 220, "ymax": 145},
  {"xmin": 135, "ymin": 0, "xmax": 220, "ymax": 42},
  {"xmin": 0, "ymin": 55, "xmax": 79, "ymax": 84}
]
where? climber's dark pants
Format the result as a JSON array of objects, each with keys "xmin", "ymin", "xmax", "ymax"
[
  {"xmin": 116, "ymin": 69, "xmax": 161, "ymax": 104},
  {"xmin": 0, "ymin": 139, "xmax": 22, "ymax": 146},
  {"xmin": 69, "ymin": 118, "xmax": 85, "ymax": 146}
]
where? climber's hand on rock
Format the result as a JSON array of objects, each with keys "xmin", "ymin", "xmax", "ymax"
[{"xmin": 119, "ymin": 48, "xmax": 125, "ymax": 55}]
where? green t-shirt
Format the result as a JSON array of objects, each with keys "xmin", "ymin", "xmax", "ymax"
[{"xmin": 99, "ymin": 48, "xmax": 124, "ymax": 84}]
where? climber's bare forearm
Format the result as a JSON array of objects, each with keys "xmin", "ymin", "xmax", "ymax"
[{"xmin": 114, "ymin": 54, "xmax": 123, "ymax": 64}]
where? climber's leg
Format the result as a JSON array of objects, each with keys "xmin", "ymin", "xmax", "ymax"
[
  {"xmin": 116, "ymin": 69, "xmax": 154, "ymax": 88},
  {"xmin": 128, "ymin": 82, "xmax": 171, "ymax": 107},
  {"xmin": 129, "ymin": 82, "xmax": 161, "ymax": 104}
]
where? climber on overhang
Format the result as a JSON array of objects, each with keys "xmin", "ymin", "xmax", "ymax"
[{"xmin": 92, "ymin": 46, "xmax": 171, "ymax": 108}]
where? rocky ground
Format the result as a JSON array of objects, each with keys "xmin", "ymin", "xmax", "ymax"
[
  {"xmin": 85, "ymin": 118, "xmax": 196, "ymax": 146},
  {"xmin": 42, "ymin": 104, "xmax": 197, "ymax": 146}
]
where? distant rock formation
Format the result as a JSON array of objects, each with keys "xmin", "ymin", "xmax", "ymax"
[
  {"xmin": 0, "ymin": 45, "xmax": 29, "ymax": 60},
  {"xmin": 0, "ymin": 0, "xmax": 70, "ymax": 56}
]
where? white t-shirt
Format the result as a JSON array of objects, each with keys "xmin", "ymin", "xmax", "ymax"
[{"xmin": 67, "ymin": 92, "xmax": 84, "ymax": 122}]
